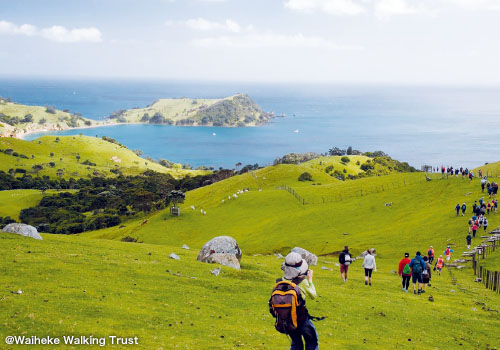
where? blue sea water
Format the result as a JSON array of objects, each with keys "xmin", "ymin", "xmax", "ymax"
[{"xmin": 1, "ymin": 78, "xmax": 500, "ymax": 169}]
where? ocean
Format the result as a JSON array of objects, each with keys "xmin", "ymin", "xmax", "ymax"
[{"xmin": 1, "ymin": 78, "xmax": 500, "ymax": 169}]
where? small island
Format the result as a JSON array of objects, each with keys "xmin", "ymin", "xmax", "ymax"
[{"xmin": 0, "ymin": 94, "xmax": 275, "ymax": 138}]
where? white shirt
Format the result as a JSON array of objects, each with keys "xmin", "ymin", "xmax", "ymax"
[{"xmin": 362, "ymin": 254, "xmax": 377, "ymax": 271}]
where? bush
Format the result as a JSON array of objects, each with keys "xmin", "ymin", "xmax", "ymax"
[
  {"xmin": 341, "ymin": 156, "xmax": 350, "ymax": 163},
  {"xmin": 360, "ymin": 163, "xmax": 374, "ymax": 171},
  {"xmin": 298, "ymin": 172, "xmax": 313, "ymax": 182},
  {"xmin": 325, "ymin": 165, "xmax": 334, "ymax": 173},
  {"xmin": 15, "ymin": 168, "xmax": 26, "ymax": 173},
  {"xmin": 45, "ymin": 105, "xmax": 57, "ymax": 114}
]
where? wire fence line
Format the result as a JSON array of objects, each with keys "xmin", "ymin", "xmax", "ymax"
[
  {"xmin": 467, "ymin": 230, "xmax": 500, "ymax": 294},
  {"xmin": 276, "ymin": 173, "xmax": 443, "ymax": 205}
]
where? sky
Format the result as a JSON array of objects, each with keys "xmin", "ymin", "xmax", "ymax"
[{"xmin": 1, "ymin": 0, "xmax": 500, "ymax": 84}]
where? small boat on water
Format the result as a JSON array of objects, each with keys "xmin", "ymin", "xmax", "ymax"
[
  {"xmin": 212, "ymin": 133, "xmax": 216, "ymax": 136},
  {"xmin": 293, "ymin": 129, "xmax": 299, "ymax": 133}
]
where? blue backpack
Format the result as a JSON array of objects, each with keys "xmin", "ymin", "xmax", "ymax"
[{"xmin": 412, "ymin": 259, "xmax": 423, "ymax": 274}]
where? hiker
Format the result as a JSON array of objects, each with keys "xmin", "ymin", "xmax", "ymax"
[
  {"xmin": 481, "ymin": 177, "xmax": 486, "ymax": 192},
  {"xmin": 361, "ymin": 249, "xmax": 376, "ymax": 286},
  {"xmin": 493, "ymin": 182, "xmax": 499, "ymax": 197},
  {"xmin": 270, "ymin": 252, "xmax": 318, "ymax": 350},
  {"xmin": 409, "ymin": 251, "xmax": 426, "ymax": 295},
  {"xmin": 338, "ymin": 246, "xmax": 352, "ymax": 282},
  {"xmin": 469, "ymin": 171, "xmax": 473, "ymax": 181},
  {"xmin": 461, "ymin": 203, "xmax": 466, "ymax": 216},
  {"xmin": 427, "ymin": 246, "xmax": 434, "ymax": 264},
  {"xmin": 472, "ymin": 222, "xmax": 478, "ymax": 238},
  {"xmin": 472, "ymin": 201, "xmax": 477, "ymax": 214},
  {"xmin": 468, "ymin": 218, "xmax": 473, "ymax": 233},
  {"xmin": 495, "ymin": 199, "xmax": 498, "ymax": 213},
  {"xmin": 487, "ymin": 182, "xmax": 492, "ymax": 197},
  {"xmin": 455, "ymin": 203, "xmax": 460, "ymax": 216},
  {"xmin": 421, "ymin": 256, "xmax": 432, "ymax": 293},
  {"xmin": 434, "ymin": 255, "xmax": 444, "ymax": 275},
  {"xmin": 398, "ymin": 253, "xmax": 411, "ymax": 293},
  {"xmin": 466, "ymin": 233, "xmax": 472, "ymax": 250},
  {"xmin": 483, "ymin": 217, "xmax": 488, "ymax": 232},
  {"xmin": 444, "ymin": 246, "xmax": 454, "ymax": 262},
  {"xmin": 487, "ymin": 202, "xmax": 491, "ymax": 214}
]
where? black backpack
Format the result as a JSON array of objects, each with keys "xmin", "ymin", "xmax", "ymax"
[{"xmin": 269, "ymin": 278, "xmax": 307, "ymax": 334}]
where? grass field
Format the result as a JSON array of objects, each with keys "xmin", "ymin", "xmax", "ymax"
[
  {"xmin": 0, "ymin": 136, "xmax": 208, "ymax": 179},
  {"xmin": 0, "ymin": 190, "xmax": 49, "ymax": 220},
  {"xmin": 1, "ymin": 157, "xmax": 499, "ymax": 349}
]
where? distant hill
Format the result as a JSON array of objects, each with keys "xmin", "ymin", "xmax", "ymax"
[
  {"xmin": 0, "ymin": 97, "xmax": 99, "ymax": 138},
  {"xmin": 0, "ymin": 135, "xmax": 209, "ymax": 179},
  {"xmin": 107, "ymin": 93, "xmax": 274, "ymax": 127},
  {"xmin": 0, "ymin": 94, "xmax": 274, "ymax": 138}
]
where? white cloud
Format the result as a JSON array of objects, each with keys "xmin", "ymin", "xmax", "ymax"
[
  {"xmin": 166, "ymin": 18, "xmax": 243, "ymax": 33},
  {"xmin": 0, "ymin": 20, "xmax": 102, "ymax": 43},
  {"xmin": 192, "ymin": 32, "xmax": 363, "ymax": 50},
  {"xmin": 374, "ymin": 0, "xmax": 433, "ymax": 18},
  {"xmin": 284, "ymin": 0, "xmax": 367, "ymax": 16},
  {"xmin": 444, "ymin": 0, "xmax": 500, "ymax": 11}
]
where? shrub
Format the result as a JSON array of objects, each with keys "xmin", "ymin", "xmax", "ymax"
[
  {"xmin": 15, "ymin": 168, "xmax": 26, "ymax": 173},
  {"xmin": 360, "ymin": 163, "xmax": 374, "ymax": 171},
  {"xmin": 325, "ymin": 165, "xmax": 334, "ymax": 173},
  {"xmin": 45, "ymin": 105, "xmax": 57, "ymax": 114},
  {"xmin": 341, "ymin": 156, "xmax": 350, "ymax": 163},
  {"xmin": 298, "ymin": 172, "xmax": 313, "ymax": 182}
]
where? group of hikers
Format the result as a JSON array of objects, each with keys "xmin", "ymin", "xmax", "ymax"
[
  {"xmin": 269, "ymin": 245, "xmax": 453, "ymax": 349},
  {"xmin": 434, "ymin": 166, "xmax": 474, "ymax": 179}
]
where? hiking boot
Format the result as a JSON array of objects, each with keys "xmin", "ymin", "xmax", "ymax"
[
  {"xmin": 402, "ymin": 288, "xmax": 406, "ymax": 292},
  {"xmin": 369, "ymin": 283, "xmax": 371, "ymax": 286},
  {"xmin": 414, "ymin": 290, "xmax": 417, "ymax": 295},
  {"xmin": 405, "ymin": 289, "xmax": 408, "ymax": 293},
  {"xmin": 421, "ymin": 290, "xmax": 425, "ymax": 293}
]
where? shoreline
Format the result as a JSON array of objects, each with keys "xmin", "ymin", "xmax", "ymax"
[{"xmin": 18, "ymin": 121, "xmax": 266, "ymax": 140}]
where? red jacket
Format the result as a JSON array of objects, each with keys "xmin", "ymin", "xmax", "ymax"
[{"xmin": 398, "ymin": 258, "xmax": 412, "ymax": 276}]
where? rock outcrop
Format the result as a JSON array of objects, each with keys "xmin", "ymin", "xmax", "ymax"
[
  {"xmin": 291, "ymin": 247, "xmax": 318, "ymax": 266},
  {"xmin": 197, "ymin": 236, "xmax": 242, "ymax": 269},
  {"xmin": 2, "ymin": 223, "xmax": 42, "ymax": 240}
]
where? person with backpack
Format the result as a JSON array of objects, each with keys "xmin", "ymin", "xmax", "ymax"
[
  {"xmin": 421, "ymin": 256, "xmax": 432, "ymax": 293},
  {"xmin": 461, "ymin": 203, "xmax": 466, "ymax": 216},
  {"xmin": 361, "ymin": 249, "xmax": 376, "ymax": 286},
  {"xmin": 466, "ymin": 233, "xmax": 472, "ymax": 250},
  {"xmin": 427, "ymin": 246, "xmax": 434, "ymax": 264},
  {"xmin": 398, "ymin": 253, "xmax": 411, "ymax": 293},
  {"xmin": 409, "ymin": 251, "xmax": 426, "ymax": 295},
  {"xmin": 481, "ymin": 177, "xmax": 487, "ymax": 192},
  {"xmin": 495, "ymin": 199, "xmax": 498, "ymax": 213},
  {"xmin": 487, "ymin": 202, "xmax": 491, "ymax": 214},
  {"xmin": 434, "ymin": 255, "xmax": 444, "ymax": 275},
  {"xmin": 338, "ymin": 246, "xmax": 351, "ymax": 282},
  {"xmin": 444, "ymin": 246, "xmax": 454, "ymax": 262},
  {"xmin": 483, "ymin": 217, "xmax": 488, "ymax": 232},
  {"xmin": 455, "ymin": 203, "xmax": 460, "ymax": 216},
  {"xmin": 269, "ymin": 252, "xmax": 318, "ymax": 350},
  {"xmin": 472, "ymin": 222, "xmax": 478, "ymax": 238}
]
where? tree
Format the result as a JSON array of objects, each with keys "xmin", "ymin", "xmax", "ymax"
[
  {"xmin": 167, "ymin": 190, "xmax": 185, "ymax": 208},
  {"xmin": 133, "ymin": 150, "xmax": 143, "ymax": 157},
  {"xmin": 32, "ymin": 165, "xmax": 43, "ymax": 175},
  {"xmin": 235, "ymin": 162, "xmax": 242, "ymax": 171},
  {"xmin": 50, "ymin": 152, "xmax": 54, "ymax": 158},
  {"xmin": 328, "ymin": 147, "xmax": 345, "ymax": 156},
  {"xmin": 347, "ymin": 146, "xmax": 353, "ymax": 155},
  {"xmin": 56, "ymin": 169, "xmax": 64, "ymax": 178},
  {"xmin": 22, "ymin": 114, "xmax": 33, "ymax": 123},
  {"xmin": 298, "ymin": 172, "xmax": 313, "ymax": 182}
]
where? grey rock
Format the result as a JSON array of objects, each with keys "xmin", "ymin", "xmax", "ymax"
[
  {"xmin": 360, "ymin": 248, "xmax": 377, "ymax": 257},
  {"xmin": 206, "ymin": 253, "xmax": 240, "ymax": 269},
  {"xmin": 291, "ymin": 247, "xmax": 318, "ymax": 266},
  {"xmin": 197, "ymin": 236, "xmax": 242, "ymax": 261},
  {"xmin": 2, "ymin": 223, "xmax": 42, "ymax": 240},
  {"xmin": 211, "ymin": 267, "xmax": 221, "ymax": 276},
  {"xmin": 169, "ymin": 253, "xmax": 180, "ymax": 260},
  {"xmin": 182, "ymin": 244, "xmax": 190, "ymax": 250}
]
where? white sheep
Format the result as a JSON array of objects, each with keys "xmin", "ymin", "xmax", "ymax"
[
  {"xmin": 203, "ymin": 211, "xmax": 206, "ymax": 215},
  {"xmin": 222, "ymin": 199, "xmax": 225, "ymax": 203},
  {"xmin": 191, "ymin": 205, "xmax": 195, "ymax": 210}
]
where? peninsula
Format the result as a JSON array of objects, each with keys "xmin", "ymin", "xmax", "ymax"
[{"xmin": 0, "ymin": 94, "xmax": 274, "ymax": 138}]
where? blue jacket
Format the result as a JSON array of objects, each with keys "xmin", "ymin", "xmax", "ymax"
[{"xmin": 409, "ymin": 256, "xmax": 425, "ymax": 273}]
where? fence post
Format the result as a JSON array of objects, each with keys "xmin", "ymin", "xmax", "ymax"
[
  {"xmin": 486, "ymin": 270, "xmax": 490, "ymax": 289},
  {"xmin": 494, "ymin": 271, "xmax": 498, "ymax": 292},
  {"xmin": 473, "ymin": 254, "xmax": 476, "ymax": 275}
]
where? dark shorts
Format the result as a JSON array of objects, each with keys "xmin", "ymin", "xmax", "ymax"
[
  {"xmin": 364, "ymin": 268, "xmax": 373, "ymax": 277},
  {"xmin": 422, "ymin": 275, "xmax": 430, "ymax": 284},
  {"xmin": 340, "ymin": 264, "xmax": 349, "ymax": 273},
  {"xmin": 412, "ymin": 272, "xmax": 423, "ymax": 284}
]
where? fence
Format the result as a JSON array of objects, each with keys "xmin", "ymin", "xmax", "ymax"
[
  {"xmin": 276, "ymin": 173, "xmax": 440, "ymax": 205},
  {"xmin": 275, "ymin": 185, "xmax": 307, "ymax": 205},
  {"xmin": 465, "ymin": 229, "xmax": 500, "ymax": 294}
]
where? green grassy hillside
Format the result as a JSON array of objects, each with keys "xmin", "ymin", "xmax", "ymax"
[
  {"xmin": 108, "ymin": 94, "xmax": 273, "ymax": 127},
  {"xmin": 0, "ymin": 190, "xmax": 59, "ymax": 220},
  {"xmin": 0, "ymin": 136, "xmax": 208, "ymax": 179},
  {"xmin": 1, "ymin": 232, "xmax": 498, "ymax": 350},
  {"xmin": 1, "ymin": 155, "xmax": 499, "ymax": 349},
  {"xmin": 0, "ymin": 98, "xmax": 98, "ymax": 138}
]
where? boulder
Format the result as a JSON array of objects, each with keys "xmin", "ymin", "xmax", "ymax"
[
  {"xmin": 197, "ymin": 236, "xmax": 242, "ymax": 269},
  {"xmin": 206, "ymin": 253, "xmax": 240, "ymax": 269},
  {"xmin": 2, "ymin": 223, "xmax": 42, "ymax": 240},
  {"xmin": 291, "ymin": 247, "xmax": 318, "ymax": 266},
  {"xmin": 360, "ymin": 248, "xmax": 377, "ymax": 258},
  {"xmin": 169, "ymin": 253, "xmax": 180, "ymax": 260},
  {"xmin": 182, "ymin": 244, "xmax": 190, "ymax": 250}
]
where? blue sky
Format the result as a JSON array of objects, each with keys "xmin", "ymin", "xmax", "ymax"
[{"xmin": 1, "ymin": 0, "xmax": 500, "ymax": 84}]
